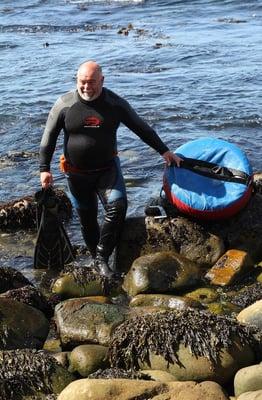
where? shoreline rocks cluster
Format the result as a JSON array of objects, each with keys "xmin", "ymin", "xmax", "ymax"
[{"xmin": 0, "ymin": 180, "xmax": 261, "ymax": 399}]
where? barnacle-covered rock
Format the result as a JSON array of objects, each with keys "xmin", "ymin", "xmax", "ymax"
[
  {"xmin": 51, "ymin": 265, "xmax": 117, "ymax": 298},
  {"xmin": 122, "ymin": 251, "xmax": 202, "ymax": 296},
  {"xmin": 109, "ymin": 309, "xmax": 258, "ymax": 385},
  {"xmin": 0, "ymin": 298, "xmax": 49, "ymax": 349},
  {"xmin": 0, "ymin": 188, "xmax": 72, "ymax": 231},
  {"xmin": 225, "ymin": 282, "xmax": 262, "ymax": 309},
  {"xmin": 88, "ymin": 367, "xmax": 150, "ymax": 380},
  {"xmin": 0, "ymin": 349, "xmax": 74, "ymax": 400},
  {"xmin": 0, "ymin": 266, "xmax": 32, "ymax": 293}
]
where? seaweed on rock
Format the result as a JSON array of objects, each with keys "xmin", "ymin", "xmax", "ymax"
[
  {"xmin": 109, "ymin": 309, "xmax": 259, "ymax": 371},
  {"xmin": 0, "ymin": 285, "xmax": 53, "ymax": 317},
  {"xmin": 0, "ymin": 188, "xmax": 72, "ymax": 231},
  {"xmin": 226, "ymin": 282, "xmax": 262, "ymax": 309},
  {"xmin": 88, "ymin": 367, "xmax": 152, "ymax": 380},
  {"xmin": 62, "ymin": 265, "xmax": 118, "ymax": 294},
  {"xmin": 0, "ymin": 266, "xmax": 32, "ymax": 293},
  {"xmin": 0, "ymin": 349, "xmax": 58, "ymax": 400}
]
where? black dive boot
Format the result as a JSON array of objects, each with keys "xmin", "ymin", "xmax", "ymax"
[
  {"xmin": 80, "ymin": 226, "xmax": 99, "ymax": 259},
  {"xmin": 95, "ymin": 199, "xmax": 127, "ymax": 279},
  {"xmin": 94, "ymin": 254, "xmax": 115, "ymax": 278}
]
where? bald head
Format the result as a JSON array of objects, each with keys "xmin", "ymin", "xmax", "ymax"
[{"xmin": 77, "ymin": 61, "xmax": 104, "ymax": 101}]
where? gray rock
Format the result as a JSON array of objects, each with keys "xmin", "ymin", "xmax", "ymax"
[{"xmin": 55, "ymin": 298, "xmax": 128, "ymax": 347}]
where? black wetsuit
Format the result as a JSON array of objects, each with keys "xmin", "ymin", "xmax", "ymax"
[
  {"xmin": 39, "ymin": 88, "xmax": 169, "ymax": 262},
  {"xmin": 40, "ymin": 88, "xmax": 168, "ymax": 172}
]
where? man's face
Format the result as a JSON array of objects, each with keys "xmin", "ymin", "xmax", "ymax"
[{"xmin": 77, "ymin": 66, "xmax": 104, "ymax": 101}]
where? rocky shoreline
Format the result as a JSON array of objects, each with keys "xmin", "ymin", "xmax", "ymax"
[{"xmin": 0, "ymin": 175, "xmax": 262, "ymax": 400}]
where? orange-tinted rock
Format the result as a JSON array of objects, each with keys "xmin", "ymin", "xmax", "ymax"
[{"xmin": 205, "ymin": 249, "xmax": 254, "ymax": 286}]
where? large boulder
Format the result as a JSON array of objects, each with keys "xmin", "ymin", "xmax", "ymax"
[
  {"xmin": 123, "ymin": 251, "xmax": 202, "ymax": 296},
  {"xmin": 109, "ymin": 309, "xmax": 257, "ymax": 385},
  {"xmin": 116, "ymin": 216, "xmax": 225, "ymax": 273},
  {"xmin": 57, "ymin": 379, "xmax": 230, "ymax": 400},
  {"xmin": 0, "ymin": 298, "xmax": 49, "ymax": 349},
  {"xmin": 55, "ymin": 298, "xmax": 128, "ymax": 347}
]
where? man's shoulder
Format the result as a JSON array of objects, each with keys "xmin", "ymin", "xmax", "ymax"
[
  {"xmin": 57, "ymin": 90, "xmax": 78, "ymax": 106},
  {"xmin": 50, "ymin": 90, "xmax": 78, "ymax": 116},
  {"xmin": 104, "ymin": 88, "xmax": 127, "ymax": 107}
]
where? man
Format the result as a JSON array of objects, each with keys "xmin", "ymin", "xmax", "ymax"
[{"xmin": 40, "ymin": 60, "xmax": 181, "ymax": 278}]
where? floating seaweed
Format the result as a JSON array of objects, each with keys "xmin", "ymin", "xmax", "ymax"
[
  {"xmin": 109, "ymin": 309, "xmax": 259, "ymax": 371},
  {"xmin": 88, "ymin": 367, "xmax": 151, "ymax": 380},
  {"xmin": 0, "ymin": 349, "xmax": 59, "ymax": 400}
]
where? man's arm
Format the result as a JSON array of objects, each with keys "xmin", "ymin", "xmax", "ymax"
[
  {"xmin": 39, "ymin": 97, "xmax": 66, "ymax": 188},
  {"xmin": 118, "ymin": 97, "xmax": 182, "ymax": 166}
]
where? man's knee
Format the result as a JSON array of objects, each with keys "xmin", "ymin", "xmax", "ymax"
[{"xmin": 105, "ymin": 198, "xmax": 127, "ymax": 222}]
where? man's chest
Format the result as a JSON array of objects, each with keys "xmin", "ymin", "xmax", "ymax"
[{"xmin": 64, "ymin": 102, "xmax": 119, "ymax": 133}]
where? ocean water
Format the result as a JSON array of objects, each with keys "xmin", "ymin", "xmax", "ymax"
[{"xmin": 0, "ymin": 0, "xmax": 261, "ymax": 276}]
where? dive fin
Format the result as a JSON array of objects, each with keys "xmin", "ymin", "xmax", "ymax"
[{"xmin": 33, "ymin": 187, "xmax": 75, "ymax": 269}]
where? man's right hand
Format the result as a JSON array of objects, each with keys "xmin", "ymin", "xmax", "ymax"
[{"xmin": 40, "ymin": 171, "xmax": 53, "ymax": 189}]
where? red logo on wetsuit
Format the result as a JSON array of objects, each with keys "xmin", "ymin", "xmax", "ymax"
[{"xmin": 84, "ymin": 116, "xmax": 101, "ymax": 128}]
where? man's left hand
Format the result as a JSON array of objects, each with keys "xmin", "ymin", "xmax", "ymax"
[{"xmin": 162, "ymin": 151, "xmax": 182, "ymax": 167}]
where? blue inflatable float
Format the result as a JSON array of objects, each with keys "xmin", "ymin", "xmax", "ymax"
[{"xmin": 163, "ymin": 137, "xmax": 253, "ymax": 220}]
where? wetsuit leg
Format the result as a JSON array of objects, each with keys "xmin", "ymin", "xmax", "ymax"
[
  {"xmin": 66, "ymin": 173, "xmax": 100, "ymax": 257},
  {"xmin": 95, "ymin": 157, "xmax": 127, "ymax": 266}
]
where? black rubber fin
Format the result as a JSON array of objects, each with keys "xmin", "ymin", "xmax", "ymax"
[{"xmin": 33, "ymin": 188, "xmax": 75, "ymax": 269}]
